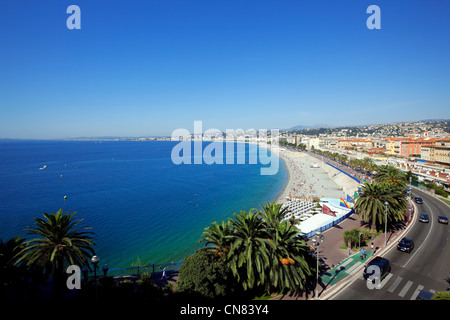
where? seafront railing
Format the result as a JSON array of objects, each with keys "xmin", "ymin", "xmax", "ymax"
[{"xmin": 89, "ymin": 261, "xmax": 183, "ymax": 279}]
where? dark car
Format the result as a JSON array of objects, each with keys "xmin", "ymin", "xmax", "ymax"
[
  {"xmin": 438, "ymin": 216, "xmax": 448, "ymax": 224},
  {"xmin": 397, "ymin": 237, "xmax": 414, "ymax": 253},
  {"xmin": 415, "ymin": 197, "xmax": 423, "ymax": 204},
  {"xmin": 416, "ymin": 290, "xmax": 435, "ymax": 300},
  {"xmin": 419, "ymin": 213, "xmax": 429, "ymax": 223},
  {"xmin": 363, "ymin": 256, "xmax": 391, "ymax": 283}
]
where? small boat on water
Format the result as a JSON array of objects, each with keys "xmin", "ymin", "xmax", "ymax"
[{"xmin": 39, "ymin": 164, "xmax": 48, "ymax": 170}]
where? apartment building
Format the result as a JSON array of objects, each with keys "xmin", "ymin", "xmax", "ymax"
[
  {"xmin": 337, "ymin": 138, "xmax": 372, "ymax": 150},
  {"xmin": 433, "ymin": 138, "xmax": 450, "ymax": 166}
]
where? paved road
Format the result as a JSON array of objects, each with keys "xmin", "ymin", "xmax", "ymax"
[{"xmin": 332, "ymin": 189, "xmax": 450, "ymax": 300}]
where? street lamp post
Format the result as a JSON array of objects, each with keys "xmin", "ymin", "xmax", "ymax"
[
  {"xmin": 371, "ymin": 234, "xmax": 375, "ymax": 253},
  {"xmin": 102, "ymin": 264, "xmax": 109, "ymax": 277},
  {"xmin": 384, "ymin": 202, "xmax": 389, "ymax": 246},
  {"xmin": 91, "ymin": 255, "xmax": 100, "ymax": 300},
  {"xmin": 311, "ymin": 231, "xmax": 324, "ymax": 299},
  {"xmin": 359, "ymin": 232, "xmax": 362, "ymax": 250}
]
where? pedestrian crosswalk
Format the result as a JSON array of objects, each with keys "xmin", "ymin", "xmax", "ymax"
[
  {"xmin": 360, "ymin": 273, "xmax": 438, "ymax": 300},
  {"xmin": 398, "ymin": 280, "xmax": 413, "ymax": 298},
  {"xmin": 387, "ymin": 276, "xmax": 403, "ymax": 293},
  {"xmin": 410, "ymin": 285, "xmax": 424, "ymax": 300}
]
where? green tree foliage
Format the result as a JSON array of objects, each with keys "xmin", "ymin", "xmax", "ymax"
[
  {"xmin": 192, "ymin": 202, "xmax": 315, "ymax": 296},
  {"xmin": 431, "ymin": 290, "xmax": 450, "ymax": 300},
  {"xmin": 354, "ymin": 181, "xmax": 407, "ymax": 231},
  {"xmin": 374, "ymin": 165, "xmax": 406, "ymax": 187},
  {"xmin": 343, "ymin": 228, "xmax": 373, "ymax": 249},
  {"xmin": 354, "ymin": 165, "xmax": 408, "ymax": 232},
  {"xmin": 177, "ymin": 249, "xmax": 235, "ymax": 299},
  {"xmin": 226, "ymin": 209, "xmax": 273, "ymax": 290},
  {"xmin": 0, "ymin": 236, "xmax": 29, "ymax": 299},
  {"xmin": 15, "ymin": 209, "xmax": 96, "ymax": 299}
]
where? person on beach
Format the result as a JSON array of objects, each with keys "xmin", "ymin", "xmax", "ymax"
[{"xmin": 162, "ymin": 267, "xmax": 167, "ymax": 280}]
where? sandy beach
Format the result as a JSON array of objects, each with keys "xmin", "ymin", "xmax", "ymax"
[{"xmin": 276, "ymin": 149, "xmax": 359, "ymax": 204}]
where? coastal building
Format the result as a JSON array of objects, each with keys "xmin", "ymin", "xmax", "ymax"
[
  {"xmin": 324, "ymin": 138, "xmax": 338, "ymax": 150},
  {"xmin": 299, "ymin": 136, "xmax": 320, "ymax": 149},
  {"xmin": 421, "ymin": 145, "xmax": 434, "ymax": 162},
  {"xmin": 387, "ymin": 137, "xmax": 437, "ymax": 159},
  {"xmin": 307, "ymin": 137, "xmax": 321, "ymax": 149},
  {"xmin": 337, "ymin": 138, "xmax": 372, "ymax": 151},
  {"xmin": 385, "ymin": 137, "xmax": 397, "ymax": 156},
  {"xmin": 431, "ymin": 138, "xmax": 450, "ymax": 167},
  {"xmin": 371, "ymin": 138, "xmax": 387, "ymax": 150}
]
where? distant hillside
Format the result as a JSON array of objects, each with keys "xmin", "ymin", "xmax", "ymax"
[
  {"xmin": 288, "ymin": 124, "xmax": 330, "ymax": 130},
  {"xmin": 419, "ymin": 119, "xmax": 450, "ymax": 123}
]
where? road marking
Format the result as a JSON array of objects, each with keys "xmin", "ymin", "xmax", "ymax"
[
  {"xmin": 379, "ymin": 273, "xmax": 393, "ymax": 289},
  {"xmin": 345, "ymin": 261, "xmax": 362, "ymax": 274},
  {"xmin": 387, "ymin": 276, "xmax": 403, "ymax": 293},
  {"xmin": 340, "ymin": 258, "xmax": 353, "ymax": 268},
  {"xmin": 398, "ymin": 280, "xmax": 414, "ymax": 297},
  {"xmin": 410, "ymin": 284, "xmax": 424, "ymax": 300},
  {"xmin": 402, "ymin": 201, "xmax": 434, "ymax": 268}
]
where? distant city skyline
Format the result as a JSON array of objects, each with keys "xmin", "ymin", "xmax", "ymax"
[{"xmin": 1, "ymin": 0, "xmax": 449, "ymax": 139}]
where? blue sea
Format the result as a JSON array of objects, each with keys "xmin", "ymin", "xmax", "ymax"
[{"xmin": 0, "ymin": 140, "xmax": 287, "ymax": 269}]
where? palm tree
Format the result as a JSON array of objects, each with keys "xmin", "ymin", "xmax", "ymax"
[
  {"xmin": 354, "ymin": 183, "xmax": 379, "ymax": 231},
  {"xmin": 258, "ymin": 201, "xmax": 291, "ymax": 229},
  {"xmin": 361, "ymin": 157, "xmax": 374, "ymax": 172},
  {"xmin": 375, "ymin": 165, "xmax": 406, "ymax": 186},
  {"xmin": 15, "ymin": 209, "xmax": 96, "ymax": 299},
  {"xmin": 0, "ymin": 236, "xmax": 28, "ymax": 299},
  {"xmin": 200, "ymin": 220, "xmax": 233, "ymax": 259},
  {"xmin": 0, "ymin": 236, "xmax": 26, "ymax": 275},
  {"xmin": 226, "ymin": 209, "xmax": 273, "ymax": 290},
  {"xmin": 343, "ymin": 228, "xmax": 360, "ymax": 249},
  {"xmin": 199, "ymin": 202, "xmax": 316, "ymax": 294},
  {"xmin": 258, "ymin": 202, "xmax": 313, "ymax": 291},
  {"xmin": 268, "ymin": 222, "xmax": 313, "ymax": 292},
  {"xmin": 354, "ymin": 181, "xmax": 406, "ymax": 232}
]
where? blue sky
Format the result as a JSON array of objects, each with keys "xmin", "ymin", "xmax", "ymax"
[{"xmin": 1, "ymin": 0, "xmax": 449, "ymax": 139}]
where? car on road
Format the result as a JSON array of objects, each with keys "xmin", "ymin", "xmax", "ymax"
[
  {"xmin": 363, "ymin": 256, "xmax": 391, "ymax": 283},
  {"xmin": 416, "ymin": 290, "xmax": 435, "ymax": 300},
  {"xmin": 438, "ymin": 216, "xmax": 448, "ymax": 224},
  {"xmin": 419, "ymin": 213, "xmax": 429, "ymax": 223},
  {"xmin": 397, "ymin": 237, "xmax": 415, "ymax": 253},
  {"xmin": 415, "ymin": 197, "xmax": 423, "ymax": 204}
]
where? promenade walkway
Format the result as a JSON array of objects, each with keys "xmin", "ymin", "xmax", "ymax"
[
  {"xmin": 273, "ymin": 200, "xmax": 415, "ymax": 300},
  {"xmin": 320, "ymin": 250, "xmax": 374, "ymax": 289}
]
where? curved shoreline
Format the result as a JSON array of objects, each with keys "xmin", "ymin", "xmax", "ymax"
[
  {"xmin": 276, "ymin": 153, "xmax": 291, "ymax": 204},
  {"xmin": 273, "ymin": 148, "xmax": 359, "ymax": 204}
]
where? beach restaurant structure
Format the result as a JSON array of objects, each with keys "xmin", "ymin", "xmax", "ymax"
[{"xmin": 296, "ymin": 197, "xmax": 354, "ymax": 238}]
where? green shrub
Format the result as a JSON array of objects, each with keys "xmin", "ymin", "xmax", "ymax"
[
  {"xmin": 343, "ymin": 228, "xmax": 375, "ymax": 249},
  {"xmin": 431, "ymin": 290, "xmax": 450, "ymax": 300},
  {"xmin": 177, "ymin": 249, "xmax": 235, "ymax": 299},
  {"xmin": 435, "ymin": 188, "xmax": 449, "ymax": 198}
]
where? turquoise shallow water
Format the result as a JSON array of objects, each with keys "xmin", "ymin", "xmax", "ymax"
[{"xmin": 0, "ymin": 140, "xmax": 287, "ymax": 268}]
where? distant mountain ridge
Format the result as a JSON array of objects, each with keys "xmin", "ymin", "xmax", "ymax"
[
  {"xmin": 288, "ymin": 124, "xmax": 331, "ymax": 130},
  {"xmin": 419, "ymin": 119, "xmax": 450, "ymax": 123}
]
